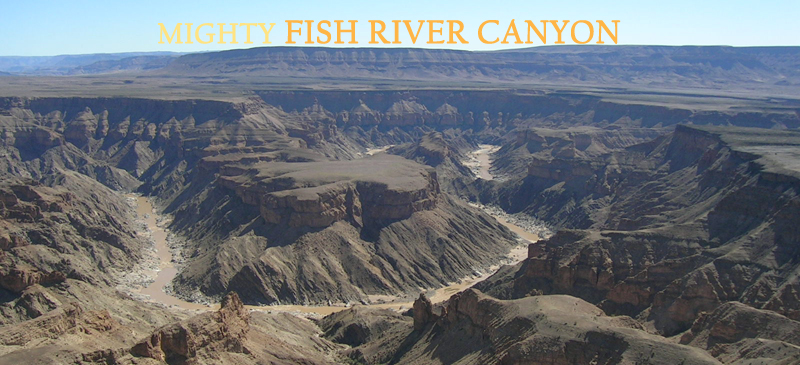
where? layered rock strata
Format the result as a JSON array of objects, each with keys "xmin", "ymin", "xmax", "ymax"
[{"xmin": 218, "ymin": 154, "xmax": 439, "ymax": 228}]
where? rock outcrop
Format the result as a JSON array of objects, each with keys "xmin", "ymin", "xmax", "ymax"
[
  {"xmin": 164, "ymin": 129, "xmax": 518, "ymax": 305},
  {"xmin": 129, "ymin": 292, "xmax": 341, "ymax": 364},
  {"xmin": 131, "ymin": 292, "xmax": 250, "ymax": 362},
  {"xmin": 0, "ymin": 267, "xmax": 66, "ymax": 293},
  {"xmin": 412, "ymin": 293, "xmax": 436, "ymax": 331},
  {"xmin": 218, "ymin": 154, "xmax": 440, "ymax": 228},
  {"xmin": 327, "ymin": 289, "xmax": 720, "ymax": 365}
]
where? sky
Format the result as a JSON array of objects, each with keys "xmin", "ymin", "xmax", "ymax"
[{"xmin": 0, "ymin": 0, "xmax": 797, "ymax": 56}]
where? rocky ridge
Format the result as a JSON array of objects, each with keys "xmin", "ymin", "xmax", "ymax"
[
  {"xmin": 323, "ymin": 289, "xmax": 720, "ymax": 365},
  {"xmin": 260, "ymin": 90, "xmax": 800, "ymax": 131},
  {"xmin": 474, "ymin": 124, "xmax": 800, "ymax": 363}
]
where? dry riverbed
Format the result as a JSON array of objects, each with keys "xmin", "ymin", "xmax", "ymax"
[{"xmin": 463, "ymin": 144, "xmax": 502, "ymax": 180}]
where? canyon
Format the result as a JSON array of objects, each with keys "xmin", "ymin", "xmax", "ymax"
[{"xmin": 0, "ymin": 46, "xmax": 799, "ymax": 364}]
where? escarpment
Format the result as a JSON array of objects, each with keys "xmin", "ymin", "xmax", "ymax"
[{"xmin": 258, "ymin": 90, "xmax": 800, "ymax": 131}]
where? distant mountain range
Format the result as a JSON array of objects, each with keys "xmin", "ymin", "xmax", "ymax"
[
  {"xmin": 163, "ymin": 46, "xmax": 800, "ymax": 88},
  {"xmin": 0, "ymin": 51, "xmax": 184, "ymax": 75},
  {"xmin": 3, "ymin": 46, "xmax": 800, "ymax": 91}
]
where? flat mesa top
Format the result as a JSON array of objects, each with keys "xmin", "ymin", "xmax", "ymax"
[
  {"xmin": 685, "ymin": 124, "xmax": 800, "ymax": 179},
  {"xmin": 245, "ymin": 154, "xmax": 434, "ymax": 197}
]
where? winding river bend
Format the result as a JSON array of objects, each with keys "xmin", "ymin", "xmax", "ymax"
[
  {"xmin": 136, "ymin": 197, "xmax": 208, "ymax": 310},
  {"xmin": 133, "ymin": 145, "xmax": 536, "ymax": 315}
]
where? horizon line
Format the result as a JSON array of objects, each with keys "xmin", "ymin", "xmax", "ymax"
[{"xmin": 3, "ymin": 44, "xmax": 800, "ymax": 58}]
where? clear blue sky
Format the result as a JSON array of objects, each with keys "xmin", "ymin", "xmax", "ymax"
[{"xmin": 1, "ymin": 0, "xmax": 797, "ymax": 56}]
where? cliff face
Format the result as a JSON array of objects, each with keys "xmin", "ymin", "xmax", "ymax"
[
  {"xmin": 218, "ymin": 155, "xmax": 439, "ymax": 228},
  {"xmin": 485, "ymin": 126, "xmax": 670, "ymax": 226},
  {"xmin": 479, "ymin": 125, "xmax": 800, "ymax": 343},
  {"xmin": 0, "ymin": 171, "xmax": 187, "ymax": 363},
  {"xmin": 0, "ymin": 96, "xmax": 289, "ymax": 323}
]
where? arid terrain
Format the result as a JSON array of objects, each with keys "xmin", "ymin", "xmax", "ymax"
[{"xmin": 1, "ymin": 45, "xmax": 800, "ymax": 364}]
